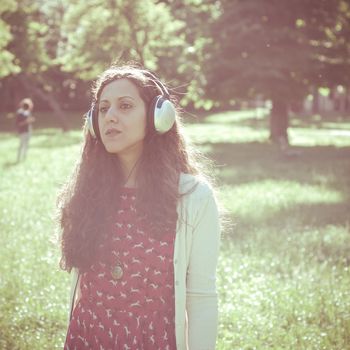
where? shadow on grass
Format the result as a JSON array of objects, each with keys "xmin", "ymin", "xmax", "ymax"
[
  {"xmin": 206, "ymin": 141, "xmax": 350, "ymax": 186},
  {"xmin": 2, "ymin": 161, "xmax": 19, "ymax": 169},
  {"xmin": 201, "ymin": 110, "xmax": 350, "ymax": 132},
  {"xmin": 231, "ymin": 201, "xmax": 350, "ymax": 234},
  {"xmin": 207, "ymin": 141, "xmax": 350, "ymax": 237}
]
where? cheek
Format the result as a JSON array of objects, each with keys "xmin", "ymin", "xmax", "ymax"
[
  {"xmin": 131, "ymin": 109, "xmax": 147, "ymax": 138},
  {"xmin": 139, "ymin": 115, "xmax": 147, "ymax": 136},
  {"xmin": 97, "ymin": 112, "xmax": 104, "ymax": 131},
  {"xmin": 131, "ymin": 121, "xmax": 146, "ymax": 143}
]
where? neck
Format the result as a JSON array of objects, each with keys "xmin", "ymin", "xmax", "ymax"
[{"xmin": 118, "ymin": 155, "xmax": 141, "ymax": 188}]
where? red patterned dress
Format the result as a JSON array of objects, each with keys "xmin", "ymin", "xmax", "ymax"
[{"xmin": 64, "ymin": 187, "xmax": 177, "ymax": 350}]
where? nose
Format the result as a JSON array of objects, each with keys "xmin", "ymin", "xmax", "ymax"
[{"xmin": 105, "ymin": 106, "xmax": 119, "ymax": 123}]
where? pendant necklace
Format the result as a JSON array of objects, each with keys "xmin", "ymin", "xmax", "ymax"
[
  {"xmin": 111, "ymin": 157, "xmax": 140, "ymax": 281},
  {"xmin": 111, "ymin": 260, "xmax": 123, "ymax": 280}
]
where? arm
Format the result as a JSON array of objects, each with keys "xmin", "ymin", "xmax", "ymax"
[
  {"xmin": 69, "ymin": 268, "xmax": 81, "ymax": 321},
  {"xmin": 186, "ymin": 189, "xmax": 221, "ymax": 350},
  {"xmin": 16, "ymin": 114, "xmax": 35, "ymax": 126}
]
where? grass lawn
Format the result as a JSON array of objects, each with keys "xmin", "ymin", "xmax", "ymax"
[{"xmin": 0, "ymin": 110, "xmax": 349, "ymax": 349}]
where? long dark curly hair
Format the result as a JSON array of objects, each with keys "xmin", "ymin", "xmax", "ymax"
[{"xmin": 57, "ymin": 64, "xmax": 211, "ymax": 273}]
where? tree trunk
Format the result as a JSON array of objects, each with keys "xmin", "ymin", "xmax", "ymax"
[
  {"xmin": 269, "ymin": 97, "xmax": 289, "ymax": 146},
  {"xmin": 312, "ymin": 87, "xmax": 319, "ymax": 114},
  {"xmin": 344, "ymin": 87, "xmax": 350, "ymax": 114},
  {"xmin": 18, "ymin": 75, "xmax": 70, "ymax": 131}
]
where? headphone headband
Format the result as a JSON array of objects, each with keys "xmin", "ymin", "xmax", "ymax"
[{"xmin": 140, "ymin": 70, "xmax": 170, "ymax": 99}]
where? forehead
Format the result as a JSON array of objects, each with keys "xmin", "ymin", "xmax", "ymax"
[{"xmin": 99, "ymin": 78, "xmax": 142, "ymax": 101}]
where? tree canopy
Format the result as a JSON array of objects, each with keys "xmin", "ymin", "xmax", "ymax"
[
  {"xmin": 0, "ymin": 0, "xmax": 20, "ymax": 78},
  {"xmin": 1, "ymin": 0, "xmax": 349, "ymax": 136}
]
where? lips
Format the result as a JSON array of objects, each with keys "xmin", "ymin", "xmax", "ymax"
[{"xmin": 105, "ymin": 128, "xmax": 121, "ymax": 136}]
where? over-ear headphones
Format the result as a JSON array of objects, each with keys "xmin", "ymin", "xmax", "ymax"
[{"xmin": 86, "ymin": 70, "xmax": 176, "ymax": 139}]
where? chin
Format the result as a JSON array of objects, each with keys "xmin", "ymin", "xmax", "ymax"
[
  {"xmin": 102, "ymin": 139, "xmax": 144, "ymax": 157},
  {"xmin": 100, "ymin": 138, "xmax": 120, "ymax": 153},
  {"xmin": 104, "ymin": 145, "xmax": 122, "ymax": 154}
]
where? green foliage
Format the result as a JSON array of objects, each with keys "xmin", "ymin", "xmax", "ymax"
[
  {"xmin": 204, "ymin": 0, "xmax": 350, "ymax": 104},
  {"xmin": 59, "ymin": 0, "xmax": 185, "ymax": 79},
  {"xmin": 160, "ymin": 0, "xmax": 220, "ymax": 108},
  {"xmin": 1, "ymin": 0, "xmax": 54, "ymax": 75},
  {"xmin": 0, "ymin": 0, "xmax": 19, "ymax": 77},
  {"xmin": 0, "ymin": 111, "xmax": 350, "ymax": 348},
  {"xmin": 315, "ymin": 0, "xmax": 350, "ymax": 87},
  {"xmin": 1, "ymin": 0, "xmax": 350, "ymax": 112}
]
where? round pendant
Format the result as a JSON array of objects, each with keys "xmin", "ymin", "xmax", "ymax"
[{"xmin": 111, "ymin": 265, "xmax": 123, "ymax": 280}]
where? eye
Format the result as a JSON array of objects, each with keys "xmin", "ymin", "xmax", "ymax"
[
  {"xmin": 99, "ymin": 106, "xmax": 108, "ymax": 114},
  {"xmin": 120, "ymin": 102, "xmax": 132, "ymax": 110}
]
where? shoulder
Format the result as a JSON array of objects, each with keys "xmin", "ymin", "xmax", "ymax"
[
  {"xmin": 178, "ymin": 173, "xmax": 220, "ymax": 231},
  {"xmin": 179, "ymin": 173, "xmax": 215, "ymax": 200}
]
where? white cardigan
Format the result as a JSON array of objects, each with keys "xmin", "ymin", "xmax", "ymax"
[{"xmin": 67, "ymin": 173, "xmax": 221, "ymax": 349}]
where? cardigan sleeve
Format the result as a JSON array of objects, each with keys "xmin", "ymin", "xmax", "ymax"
[
  {"xmin": 186, "ymin": 187, "xmax": 221, "ymax": 350},
  {"xmin": 68, "ymin": 268, "xmax": 81, "ymax": 322}
]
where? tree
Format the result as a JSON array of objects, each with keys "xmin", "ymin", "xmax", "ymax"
[
  {"xmin": 311, "ymin": 0, "xmax": 350, "ymax": 105},
  {"xmin": 0, "ymin": 0, "xmax": 20, "ymax": 78},
  {"xmin": 1, "ymin": 0, "xmax": 187, "ymax": 129},
  {"xmin": 0, "ymin": 0, "xmax": 72, "ymax": 129},
  {"xmin": 156, "ymin": 0, "xmax": 220, "ymax": 109},
  {"xmin": 58, "ymin": 0, "xmax": 185, "ymax": 81},
  {"xmin": 204, "ymin": 0, "xmax": 347, "ymax": 144}
]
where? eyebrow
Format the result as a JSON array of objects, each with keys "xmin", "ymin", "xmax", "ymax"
[{"xmin": 99, "ymin": 96, "xmax": 135, "ymax": 103}]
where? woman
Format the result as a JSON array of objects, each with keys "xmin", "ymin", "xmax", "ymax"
[{"xmin": 58, "ymin": 65, "xmax": 221, "ymax": 350}]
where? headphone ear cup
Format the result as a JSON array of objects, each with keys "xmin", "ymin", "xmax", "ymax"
[
  {"xmin": 86, "ymin": 108, "xmax": 95, "ymax": 138},
  {"xmin": 87, "ymin": 105, "xmax": 100, "ymax": 139},
  {"xmin": 151, "ymin": 96, "xmax": 176, "ymax": 134}
]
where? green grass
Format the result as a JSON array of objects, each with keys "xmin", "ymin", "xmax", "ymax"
[{"xmin": 0, "ymin": 110, "xmax": 349, "ymax": 349}]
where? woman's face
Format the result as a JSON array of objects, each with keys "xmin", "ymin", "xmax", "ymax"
[{"xmin": 98, "ymin": 78, "xmax": 147, "ymax": 158}]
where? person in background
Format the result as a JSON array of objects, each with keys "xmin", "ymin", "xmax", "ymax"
[
  {"xmin": 57, "ymin": 64, "xmax": 221, "ymax": 350},
  {"xmin": 16, "ymin": 98, "xmax": 35, "ymax": 163}
]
